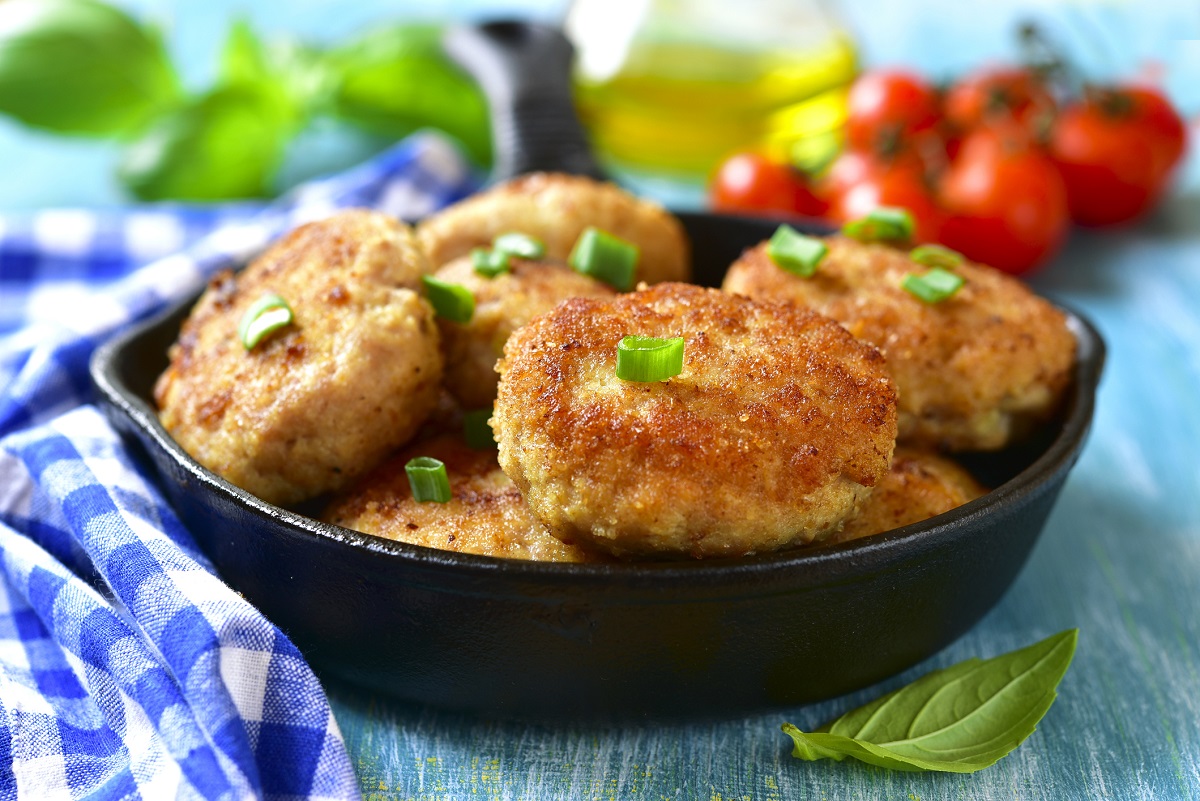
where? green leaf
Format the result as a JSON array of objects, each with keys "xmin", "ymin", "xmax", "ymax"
[
  {"xmin": 324, "ymin": 23, "xmax": 491, "ymax": 165},
  {"xmin": 221, "ymin": 21, "xmax": 332, "ymax": 121},
  {"xmin": 0, "ymin": 0, "xmax": 180, "ymax": 135},
  {"xmin": 265, "ymin": 39, "xmax": 335, "ymax": 117},
  {"xmin": 783, "ymin": 629, "xmax": 1078, "ymax": 773},
  {"xmin": 221, "ymin": 19, "xmax": 271, "ymax": 87},
  {"xmin": 118, "ymin": 19, "xmax": 319, "ymax": 201},
  {"xmin": 117, "ymin": 83, "xmax": 292, "ymax": 201}
]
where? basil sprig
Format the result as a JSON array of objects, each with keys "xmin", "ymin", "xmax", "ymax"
[
  {"xmin": 325, "ymin": 23, "xmax": 491, "ymax": 166},
  {"xmin": 783, "ymin": 629, "xmax": 1077, "ymax": 773},
  {"xmin": 118, "ymin": 22, "xmax": 302, "ymax": 201},
  {"xmin": 0, "ymin": 3, "xmax": 491, "ymax": 201}
]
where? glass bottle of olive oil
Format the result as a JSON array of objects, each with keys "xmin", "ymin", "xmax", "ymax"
[{"xmin": 565, "ymin": 0, "xmax": 857, "ymax": 187}]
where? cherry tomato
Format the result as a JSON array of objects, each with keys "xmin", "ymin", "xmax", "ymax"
[
  {"xmin": 1125, "ymin": 85, "xmax": 1187, "ymax": 170},
  {"xmin": 944, "ymin": 67, "xmax": 1055, "ymax": 132},
  {"xmin": 938, "ymin": 126, "xmax": 1068, "ymax": 275},
  {"xmin": 709, "ymin": 152, "xmax": 828, "ymax": 217},
  {"xmin": 910, "ymin": 128, "xmax": 960, "ymax": 177},
  {"xmin": 1049, "ymin": 85, "xmax": 1187, "ymax": 227},
  {"xmin": 822, "ymin": 149, "xmax": 882, "ymax": 199},
  {"xmin": 820, "ymin": 147, "xmax": 930, "ymax": 198},
  {"xmin": 828, "ymin": 160, "xmax": 945, "ymax": 243},
  {"xmin": 846, "ymin": 70, "xmax": 941, "ymax": 152}
]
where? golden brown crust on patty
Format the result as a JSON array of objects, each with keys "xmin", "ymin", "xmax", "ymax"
[
  {"xmin": 432, "ymin": 257, "xmax": 615, "ymax": 409},
  {"xmin": 416, "ymin": 172, "xmax": 691, "ymax": 285},
  {"xmin": 723, "ymin": 237, "xmax": 1076, "ymax": 451},
  {"xmin": 493, "ymin": 283, "xmax": 898, "ymax": 559},
  {"xmin": 321, "ymin": 434, "xmax": 605, "ymax": 562},
  {"xmin": 155, "ymin": 209, "xmax": 443, "ymax": 506},
  {"xmin": 830, "ymin": 447, "xmax": 987, "ymax": 544}
]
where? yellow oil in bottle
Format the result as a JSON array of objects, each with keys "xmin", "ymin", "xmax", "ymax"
[{"xmin": 568, "ymin": 4, "xmax": 858, "ymax": 180}]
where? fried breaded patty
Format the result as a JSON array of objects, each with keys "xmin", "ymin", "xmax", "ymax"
[
  {"xmin": 432, "ymin": 257, "xmax": 616, "ymax": 408},
  {"xmin": 321, "ymin": 434, "xmax": 603, "ymax": 562},
  {"xmin": 493, "ymin": 283, "xmax": 898, "ymax": 559},
  {"xmin": 155, "ymin": 209, "xmax": 442, "ymax": 507},
  {"xmin": 830, "ymin": 447, "xmax": 987, "ymax": 544},
  {"xmin": 723, "ymin": 237, "xmax": 1076, "ymax": 451},
  {"xmin": 416, "ymin": 172, "xmax": 691, "ymax": 285}
]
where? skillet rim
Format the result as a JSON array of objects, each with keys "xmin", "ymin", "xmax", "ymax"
[{"xmin": 89, "ymin": 224, "xmax": 1104, "ymax": 591}]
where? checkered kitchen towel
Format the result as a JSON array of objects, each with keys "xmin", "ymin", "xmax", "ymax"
[{"xmin": 0, "ymin": 133, "xmax": 477, "ymax": 800}]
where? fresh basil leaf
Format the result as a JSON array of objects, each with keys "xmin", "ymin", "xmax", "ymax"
[
  {"xmin": 783, "ymin": 629, "xmax": 1078, "ymax": 773},
  {"xmin": 0, "ymin": 0, "xmax": 179, "ymax": 135},
  {"xmin": 324, "ymin": 24, "xmax": 491, "ymax": 165},
  {"xmin": 221, "ymin": 19, "xmax": 271, "ymax": 88},
  {"xmin": 117, "ymin": 84, "xmax": 292, "ymax": 201},
  {"xmin": 265, "ymin": 39, "xmax": 336, "ymax": 119},
  {"xmin": 221, "ymin": 21, "xmax": 332, "ymax": 120},
  {"xmin": 118, "ymin": 20, "xmax": 318, "ymax": 201}
]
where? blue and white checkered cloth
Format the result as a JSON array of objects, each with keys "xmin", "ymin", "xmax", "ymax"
[{"xmin": 0, "ymin": 133, "xmax": 477, "ymax": 799}]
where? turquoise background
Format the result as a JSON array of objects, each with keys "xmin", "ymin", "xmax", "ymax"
[{"xmin": 3, "ymin": 1, "xmax": 1199, "ymax": 799}]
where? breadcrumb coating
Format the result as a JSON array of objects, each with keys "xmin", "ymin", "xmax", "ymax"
[
  {"xmin": 322, "ymin": 433, "xmax": 605, "ymax": 562},
  {"xmin": 724, "ymin": 236, "xmax": 1075, "ymax": 451},
  {"xmin": 493, "ymin": 283, "xmax": 898, "ymax": 558},
  {"xmin": 155, "ymin": 210, "xmax": 442, "ymax": 506},
  {"xmin": 417, "ymin": 172, "xmax": 690, "ymax": 285}
]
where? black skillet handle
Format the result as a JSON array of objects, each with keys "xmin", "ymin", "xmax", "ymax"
[{"xmin": 443, "ymin": 21, "xmax": 607, "ymax": 182}]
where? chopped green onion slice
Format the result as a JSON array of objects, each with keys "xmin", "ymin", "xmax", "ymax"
[
  {"xmin": 842, "ymin": 207, "xmax": 915, "ymax": 244},
  {"xmin": 405, "ymin": 456, "xmax": 452, "ymax": 503},
  {"xmin": 493, "ymin": 232, "xmax": 546, "ymax": 260},
  {"xmin": 766, "ymin": 225, "xmax": 828, "ymax": 277},
  {"xmin": 902, "ymin": 267, "xmax": 965, "ymax": 304},
  {"xmin": 616, "ymin": 335, "xmax": 685, "ymax": 382},
  {"xmin": 422, "ymin": 275, "xmax": 475, "ymax": 323},
  {"xmin": 910, "ymin": 244, "xmax": 965, "ymax": 269},
  {"xmin": 569, "ymin": 227, "xmax": 639, "ymax": 291},
  {"xmin": 463, "ymin": 408, "xmax": 496, "ymax": 450},
  {"xmin": 239, "ymin": 293, "xmax": 293, "ymax": 350},
  {"xmin": 471, "ymin": 247, "xmax": 510, "ymax": 278}
]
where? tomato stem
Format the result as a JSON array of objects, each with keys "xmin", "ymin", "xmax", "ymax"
[
  {"xmin": 1085, "ymin": 85, "xmax": 1135, "ymax": 118},
  {"xmin": 1017, "ymin": 21, "xmax": 1081, "ymax": 101}
]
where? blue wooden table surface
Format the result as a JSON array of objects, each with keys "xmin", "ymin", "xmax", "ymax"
[{"xmin": 3, "ymin": 1, "xmax": 1199, "ymax": 799}]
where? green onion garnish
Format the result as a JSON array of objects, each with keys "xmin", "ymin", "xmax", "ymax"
[
  {"xmin": 765, "ymin": 225, "xmax": 828, "ymax": 277},
  {"xmin": 569, "ymin": 227, "xmax": 639, "ymax": 291},
  {"xmin": 910, "ymin": 244, "xmax": 964, "ymax": 269},
  {"xmin": 238, "ymin": 293, "xmax": 293, "ymax": 350},
  {"xmin": 405, "ymin": 457, "xmax": 451, "ymax": 503},
  {"xmin": 422, "ymin": 275, "xmax": 475, "ymax": 323},
  {"xmin": 463, "ymin": 408, "xmax": 496, "ymax": 450},
  {"xmin": 493, "ymin": 232, "xmax": 546, "ymax": 260},
  {"xmin": 616, "ymin": 335, "xmax": 685, "ymax": 382},
  {"xmin": 472, "ymin": 247, "xmax": 510, "ymax": 278},
  {"xmin": 902, "ymin": 267, "xmax": 965, "ymax": 304},
  {"xmin": 842, "ymin": 207, "xmax": 915, "ymax": 244}
]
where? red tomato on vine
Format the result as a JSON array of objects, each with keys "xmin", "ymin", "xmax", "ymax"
[
  {"xmin": 1050, "ymin": 85, "xmax": 1187, "ymax": 226},
  {"xmin": 938, "ymin": 126, "xmax": 1069, "ymax": 275}
]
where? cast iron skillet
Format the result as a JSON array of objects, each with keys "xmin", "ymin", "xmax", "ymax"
[{"xmin": 90, "ymin": 23, "xmax": 1104, "ymax": 718}]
